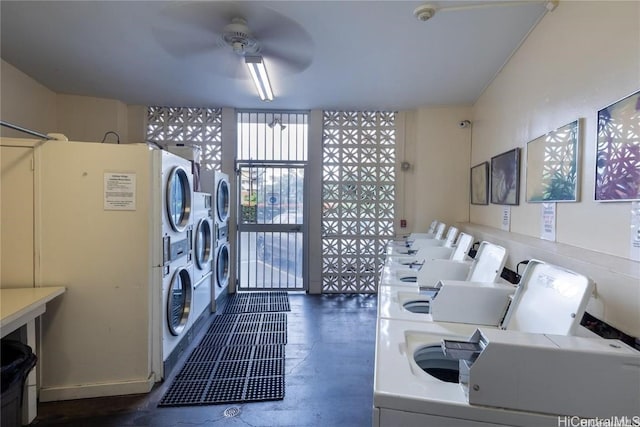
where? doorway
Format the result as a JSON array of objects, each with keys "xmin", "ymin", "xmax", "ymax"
[{"xmin": 235, "ymin": 111, "xmax": 308, "ymax": 291}]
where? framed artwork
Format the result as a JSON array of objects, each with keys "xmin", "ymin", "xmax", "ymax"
[
  {"xmin": 595, "ymin": 89, "xmax": 640, "ymax": 201},
  {"xmin": 470, "ymin": 162, "xmax": 489, "ymax": 205},
  {"xmin": 491, "ymin": 148, "xmax": 520, "ymax": 205},
  {"xmin": 526, "ymin": 120, "xmax": 580, "ymax": 202}
]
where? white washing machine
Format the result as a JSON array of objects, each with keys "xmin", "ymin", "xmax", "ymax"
[
  {"xmin": 373, "ymin": 260, "xmax": 602, "ymax": 427},
  {"xmin": 379, "ymin": 259, "xmax": 595, "ymax": 334},
  {"xmin": 192, "ymin": 192, "xmax": 213, "ymax": 318},
  {"xmin": 373, "ymin": 319, "xmax": 640, "ymax": 426},
  {"xmin": 213, "ymin": 171, "xmax": 230, "ymax": 306}
]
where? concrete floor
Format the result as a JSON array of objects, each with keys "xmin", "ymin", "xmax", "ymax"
[{"xmin": 32, "ymin": 293, "xmax": 378, "ymax": 426}]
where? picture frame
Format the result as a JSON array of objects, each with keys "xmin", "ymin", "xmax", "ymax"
[
  {"xmin": 491, "ymin": 148, "xmax": 520, "ymax": 205},
  {"xmin": 526, "ymin": 120, "xmax": 580, "ymax": 203},
  {"xmin": 470, "ymin": 162, "xmax": 489, "ymax": 205},
  {"xmin": 595, "ymin": 89, "xmax": 640, "ymax": 201}
]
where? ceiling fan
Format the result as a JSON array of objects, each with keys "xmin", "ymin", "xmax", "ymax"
[
  {"xmin": 219, "ymin": 17, "xmax": 273, "ymax": 101},
  {"xmin": 413, "ymin": 1, "xmax": 558, "ymax": 21},
  {"xmin": 152, "ymin": 2, "xmax": 314, "ymax": 100}
]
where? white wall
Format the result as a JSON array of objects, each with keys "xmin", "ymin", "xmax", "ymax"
[
  {"xmin": 399, "ymin": 107, "xmax": 473, "ymax": 233},
  {"xmin": 470, "ymin": 1, "xmax": 640, "ymax": 260}
]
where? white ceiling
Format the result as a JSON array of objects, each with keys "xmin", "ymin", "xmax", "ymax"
[{"xmin": 0, "ymin": 1, "xmax": 549, "ymax": 111}]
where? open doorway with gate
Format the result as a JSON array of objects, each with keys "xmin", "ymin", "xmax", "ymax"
[{"xmin": 236, "ymin": 111, "xmax": 308, "ymax": 291}]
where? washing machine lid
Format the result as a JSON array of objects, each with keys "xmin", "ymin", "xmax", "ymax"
[
  {"xmin": 451, "ymin": 233, "xmax": 473, "ymax": 261},
  {"xmin": 166, "ymin": 166, "xmax": 192, "ymax": 232},
  {"xmin": 502, "ymin": 260, "xmax": 595, "ymax": 335},
  {"xmin": 216, "ymin": 178, "xmax": 229, "ymax": 223},
  {"xmin": 466, "ymin": 241, "xmax": 507, "ymax": 283}
]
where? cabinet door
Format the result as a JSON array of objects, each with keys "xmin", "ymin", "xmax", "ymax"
[{"xmin": 1, "ymin": 146, "xmax": 34, "ymax": 287}]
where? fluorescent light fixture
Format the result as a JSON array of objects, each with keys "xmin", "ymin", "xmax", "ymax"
[{"xmin": 245, "ymin": 55, "xmax": 274, "ymax": 102}]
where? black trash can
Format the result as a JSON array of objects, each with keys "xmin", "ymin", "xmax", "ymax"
[{"xmin": 1, "ymin": 340, "xmax": 37, "ymax": 427}]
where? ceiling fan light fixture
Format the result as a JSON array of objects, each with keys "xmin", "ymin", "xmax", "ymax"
[
  {"xmin": 245, "ymin": 55, "xmax": 274, "ymax": 102},
  {"xmin": 413, "ymin": 4, "xmax": 436, "ymax": 21}
]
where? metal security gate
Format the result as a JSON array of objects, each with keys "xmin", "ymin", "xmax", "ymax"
[{"xmin": 236, "ymin": 111, "xmax": 308, "ymax": 291}]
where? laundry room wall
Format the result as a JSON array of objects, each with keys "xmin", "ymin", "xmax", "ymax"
[
  {"xmin": 56, "ymin": 94, "xmax": 145, "ymax": 143},
  {"xmin": 470, "ymin": 0, "xmax": 639, "ymax": 260},
  {"xmin": 1, "ymin": 59, "xmax": 57, "ymax": 137},
  {"xmin": 1, "ymin": 59, "xmax": 146, "ymax": 143},
  {"xmin": 399, "ymin": 106, "xmax": 472, "ymax": 234},
  {"xmin": 468, "ymin": 1, "xmax": 640, "ymax": 337}
]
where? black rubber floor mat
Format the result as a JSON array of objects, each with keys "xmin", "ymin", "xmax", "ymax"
[
  {"xmin": 201, "ymin": 313, "xmax": 288, "ymax": 347},
  {"xmin": 224, "ymin": 291, "xmax": 290, "ymax": 313},
  {"xmin": 159, "ymin": 312, "xmax": 287, "ymax": 407},
  {"xmin": 158, "ymin": 345, "xmax": 285, "ymax": 407}
]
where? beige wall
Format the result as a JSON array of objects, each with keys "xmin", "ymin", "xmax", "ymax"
[
  {"xmin": 57, "ymin": 94, "xmax": 129, "ymax": 142},
  {"xmin": 1, "ymin": 59, "xmax": 146, "ymax": 143},
  {"xmin": 1, "ymin": 59, "xmax": 57, "ymax": 137},
  {"xmin": 470, "ymin": 1, "xmax": 640, "ymax": 260},
  {"xmin": 399, "ymin": 106, "xmax": 472, "ymax": 234}
]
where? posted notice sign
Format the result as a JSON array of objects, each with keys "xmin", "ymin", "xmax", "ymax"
[
  {"xmin": 501, "ymin": 206, "xmax": 511, "ymax": 231},
  {"xmin": 631, "ymin": 202, "xmax": 640, "ymax": 261},
  {"xmin": 104, "ymin": 172, "xmax": 136, "ymax": 210},
  {"xmin": 540, "ymin": 203, "xmax": 556, "ymax": 241}
]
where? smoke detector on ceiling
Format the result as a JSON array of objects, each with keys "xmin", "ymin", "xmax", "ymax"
[
  {"xmin": 413, "ymin": 1, "xmax": 560, "ymax": 23},
  {"xmin": 413, "ymin": 4, "xmax": 436, "ymax": 21}
]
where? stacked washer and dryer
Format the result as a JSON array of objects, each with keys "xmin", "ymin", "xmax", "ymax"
[
  {"xmin": 9, "ymin": 140, "xmax": 201, "ymax": 401},
  {"xmin": 160, "ymin": 153, "xmax": 198, "ymax": 375},
  {"xmin": 163, "ymin": 144, "xmax": 220, "ymax": 372},
  {"xmin": 2, "ymin": 137, "xmax": 232, "ymax": 401},
  {"xmin": 213, "ymin": 171, "xmax": 231, "ymax": 310},
  {"xmin": 191, "ymin": 191, "xmax": 214, "ymax": 320}
]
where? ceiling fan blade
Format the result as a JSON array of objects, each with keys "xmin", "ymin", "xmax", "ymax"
[
  {"xmin": 155, "ymin": 1, "xmax": 232, "ymax": 35},
  {"xmin": 250, "ymin": 14, "xmax": 314, "ymax": 74},
  {"xmin": 262, "ymin": 47, "xmax": 313, "ymax": 75},
  {"xmin": 152, "ymin": 26, "xmax": 220, "ymax": 59}
]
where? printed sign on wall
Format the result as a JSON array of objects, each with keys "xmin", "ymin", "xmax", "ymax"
[
  {"xmin": 501, "ymin": 206, "xmax": 511, "ymax": 231},
  {"xmin": 540, "ymin": 203, "xmax": 556, "ymax": 241},
  {"xmin": 631, "ymin": 202, "xmax": 640, "ymax": 261},
  {"xmin": 104, "ymin": 172, "xmax": 136, "ymax": 210}
]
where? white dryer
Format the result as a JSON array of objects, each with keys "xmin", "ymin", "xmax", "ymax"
[
  {"xmin": 214, "ymin": 171, "xmax": 230, "ymax": 235},
  {"xmin": 160, "ymin": 151, "xmax": 196, "ymax": 369},
  {"xmin": 162, "ymin": 260, "xmax": 194, "ymax": 363},
  {"xmin": 213, "ymin": 171, "xmax": 230, "ymax": 305},
  {"xmin": 192, "ymin": 192, "xmax": 213, "ymax": 318},
  {"xmin": 213, "ymin": 240, "xmax": 230, "ymax": 303},
  {"xmin": 162, "ymin": 151, "xmax": 194, "ymax": 266},
  {"xmin": 193, "ymin": 192, "xmax": 213, "ymax": 284},
  {"xmin": 14, "ymin": 140, "xmax": 199, "ymax": 399}
]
